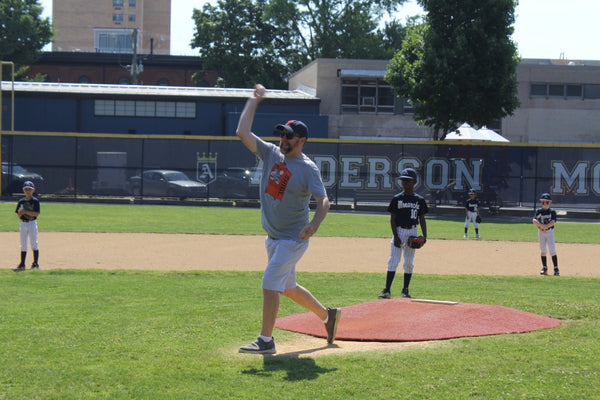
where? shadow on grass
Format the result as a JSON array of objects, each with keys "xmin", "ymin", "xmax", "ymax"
[{"xmin": 242, "ymin": 355, "xmax": 337, "ymax": 381}]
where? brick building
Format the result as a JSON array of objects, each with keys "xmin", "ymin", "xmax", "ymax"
[{"xmin": 52, "ymin": 0, "xmax": 170, "ymax": 55}]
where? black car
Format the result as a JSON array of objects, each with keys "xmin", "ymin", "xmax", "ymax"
[
  {"xmin": 209, "ymin": 167, "xmax": 252, "ymax": 199},
  {"xmin": 128, "ymin": 169, "xmax": 207, "ymax": 200},
  {"xmin": 1, "ymin": 162, "xmax": 44, "ymax": 195}
]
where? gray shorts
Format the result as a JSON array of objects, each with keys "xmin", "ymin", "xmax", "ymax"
[{"xmin": 262, "ymin": 236, "xmax": 309, "ymax": 292}]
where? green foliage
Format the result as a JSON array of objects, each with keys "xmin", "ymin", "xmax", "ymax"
[
  {"xmin": 191, "ymin": 0, "xmax": 409, "ymax": 88},
  {"xmin": 191, "ymin": 0, "xmax": 291, "ymax": 89},
  {"xmin": 386, "ymin": 0, "xmax": 520, "ymax": 140},
  {"xmin": 1, "ymin": 270, "xmax": 599, "ymax": 398},
  {"xmin": 0, "ymin": 0, "xmax": 52, "ymax": 79}
]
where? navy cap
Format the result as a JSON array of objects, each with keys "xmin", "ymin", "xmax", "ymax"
[
  {"xmin": 275, "ymin": 120, "xmax": 309, "ymax": 138},
  {"xmin": 399, "ymin": 168, "xmax": 418, "ymax": 181},
  {"xmin": 540, "ymin": 193, "xmax": 551, "ymax": 201},
  {"xmin": 22, "ymin": 181, "xmax": 35, "ymax": 189},
  {"xmin": 468, "ymin": 189, "xmax": 476, "ymax": 195}
]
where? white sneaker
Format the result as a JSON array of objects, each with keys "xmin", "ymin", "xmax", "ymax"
[{"xmin": 463, "ymin": 233, "xmax": 468, "ymax": 238}]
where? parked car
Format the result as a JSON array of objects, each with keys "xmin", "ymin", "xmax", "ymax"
[
  {"xmin": 209, "ymin": 167, "xmax": 252, "ymax": 199},
  {"xmin": 1, "ymin": 162, "xmax": 44, "ymax": 195},
  {"xmin": 128, "ymin": 169, "xmax": 207, "ymax": 200}
]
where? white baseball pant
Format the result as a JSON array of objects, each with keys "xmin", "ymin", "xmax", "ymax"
[
  {"xmin": 20, "ymin": 220, "xmax": 39, "ymax": 252},
  {"xmin": 465, "ymin": 211, "xmax": 479, "ymax": 229},
  {"xmin": 386, "ymin": 227, "xmax": 418, "ymax": 274},
  {"xmin": 538, "ymin": 229, "xmax": 557, "ymax": 256}
]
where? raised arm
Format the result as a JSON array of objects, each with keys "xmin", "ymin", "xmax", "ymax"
[{"xmin": 236, "ymin": 84, "xmax": 266, "ymax": 154}]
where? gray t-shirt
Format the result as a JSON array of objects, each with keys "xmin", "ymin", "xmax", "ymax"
[{"xmin": 256, "ymin": 139, "xmax": 327, "ymax": 240}]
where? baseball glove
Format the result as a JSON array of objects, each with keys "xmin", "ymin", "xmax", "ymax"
[
  {"xmin": 476, "ymin": 215, "xmax": 482, "ymax": 223},
  {"xmin": 408, "ymin": 235, "xmax": 426, "ymax": 249}
]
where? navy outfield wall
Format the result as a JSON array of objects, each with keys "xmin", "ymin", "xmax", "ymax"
[{"xmin": 1, "ymin": 131, "xmax": 599, "ymax": 210}]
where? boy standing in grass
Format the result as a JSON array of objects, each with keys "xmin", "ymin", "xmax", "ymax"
[
  {"xmin": 378, "ymin": 168, "xmax": 428, "ymax": 299},
  {"xmin": 533, "ymin": 193, "xmax": 559, "ymax": 276},
  {"xmin": 464, "ymin": 189, "xmax": 481, "ymax": 238},
  {"xmin": 14, "ymin": 181, "xmax": 41, "ymax": 271}
]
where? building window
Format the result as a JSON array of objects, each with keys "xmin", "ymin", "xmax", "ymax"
[
  {"xmin": 128, "ymin": 14, "xmax": 136, "ymax": 22},
  {"xmin": 530, "ymin": 84, "xmax": 547, "ymax": 97},
  {"xmin": 584, "ymin": 84, "xmax": 600, "ymax": 99},
  {"xmin": 341, "ymin": 78, "xmax": 399, "ymax": 114},
  {"xmin": 95, "ymin": 100, "xmax": 115, "ymax": 116},
  {"xmin": 531, "ymin": 83, "xmax": 585, "ymax": 99},
  {"xmin": 129, "ymin": 0, "xmax": 136, "ymax": 6},
  {"xmin": 176, "ymin": 102, "xmax": 196, "ymax": 118},
  {"xmin": 156, "ymin": 101, "xmax": 176, "ymax": 117},
  {"xmin": 566, "ymin": 84, "xmax": 582, "ymax": 98},
  {"xmin": 95, "ymin": 28, "xmax": 134, "ymax": 53},
  {"xmin": 136, "ymin": 101, "xmax": 155, "ymax": 116},
  {"xmin": 548, "ymin": 84, "xmax": 564, "ymax": 97},
  {"xmin": 115, "ymin": 100, "xmax": 135, "ymax": 115},
  {"xmin": 113, "ymin": 13, "xmax": 123, "ymax": 22},
  {"xmin": 113, "ymin": 0, "xmax": 124, "ymax": 6},
  {"xmin": 95, "ymin": 100, "xmax": 196, "ymax": 119}
]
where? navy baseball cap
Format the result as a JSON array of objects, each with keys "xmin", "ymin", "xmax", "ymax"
[
  {"xmin": 540, "ymin": 193, "xmax": 552, "ymax": 201},
  {"xmin": 399, "ymin": 168, "xmax": 418, "ymax": 181},
  {"xmin": 275, "ymin": 120, "xmax": 309, "ymax": 138},
  {"xmin": 22, "ymin": 181, "xmax": 35, "ymax": 189},
  {"xmin": 468, "ymin": 189, "xmax": 476, "ymax": 195}
]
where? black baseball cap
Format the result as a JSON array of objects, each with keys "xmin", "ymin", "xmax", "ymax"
[
  {"xmin": 22, "ymin": 181, "xmax": 35, "ymax": 189},
  {"xmin": 275, "ymin": 120, "xmax": 309, "ymax": 138},
  {"xmin": 540, "ymin": 193, "xmax": 552, "ymax": 201},
  {"xmin": 468, "ymin": 189, "xmax": 476, "ymax": 195},
  {"xmin": 399, "ymin": 168, "xmax": 417, "ymax": 181}
]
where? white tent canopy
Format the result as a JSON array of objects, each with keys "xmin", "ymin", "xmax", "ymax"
[
  {"xmin": 444, "ymin": 123, "xmax": 510, "ymax": 142},
  {"xmin": 477, "ymin": 126, "xmax": 510, "ymax": 142}
]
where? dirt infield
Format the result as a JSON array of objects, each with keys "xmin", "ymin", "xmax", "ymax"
[{"xmin": 2, "ymin": 232, "xmax": 597, "ymax": 277}]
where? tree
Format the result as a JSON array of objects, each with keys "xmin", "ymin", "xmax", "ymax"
[
  {"xmin": 386, "ymin": 0, "xmax": 520, "ymax": 140},
  {"xmin": 191, "ymin": 0, "xmax": 408, "ymax": 88},
  {"xmin": 0, "ymin": 0, "xmax": 52, "ymax": 79},
  {"xmin": 191, "ymin": 0, "xmax": 291, "ymax": 89},
  {"xmin": 264, "ymin": 0, "xmax": 407, "ymax": 61}
]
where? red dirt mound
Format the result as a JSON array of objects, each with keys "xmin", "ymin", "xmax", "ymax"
[{"xmin": 275, "ymin": 298, "xmax": 561, "ymax": 342}]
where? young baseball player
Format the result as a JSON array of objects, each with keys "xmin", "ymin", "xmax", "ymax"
[
  {"xmin": 533, "ymin": 193, "xmax": 559, "ymax": 276},
  {"xmin": 14, "ymin": 181, "xmax": 41, "ymax": 271},
  {"xmin": 464, "ymin": 189, "xmax": 481, "ymax": 238},
  {"xmin": 378, "ymin": 168, "xmax": 428, "ymax": 299}
]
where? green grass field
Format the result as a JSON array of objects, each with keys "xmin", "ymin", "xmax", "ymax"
[{"xmin": 1, "ymin": 202, "xmax": 599, "ymax": 399}]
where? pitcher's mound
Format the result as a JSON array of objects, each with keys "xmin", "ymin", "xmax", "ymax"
[{"xmin": 275, "ymin": 298, "xmax": 561, "ymax": 342}]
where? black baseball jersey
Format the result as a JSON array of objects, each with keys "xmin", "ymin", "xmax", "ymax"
[
  {"xmin": 15, "ymin": 196, "xmax": 41, "ymax": 222},
  {"xmin": 533, "ymin": 207, "xmax": 556, "ymax": 229},
  {"xmin": 465, "ymin": 198, "xmax": 480, "ymax": 212},
  {"xmin": 388, "ymin": 192, "xmax": 428, "ymax": 228}
]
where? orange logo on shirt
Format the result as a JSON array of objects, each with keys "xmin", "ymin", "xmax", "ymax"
[{"xmin": 266, "ymin": 162, "xmax": 292, "ymax": 200}]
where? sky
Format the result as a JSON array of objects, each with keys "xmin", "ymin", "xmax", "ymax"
[{"xmin": 38, "ymin": 0, "xmax": 600, "ymax": 60}]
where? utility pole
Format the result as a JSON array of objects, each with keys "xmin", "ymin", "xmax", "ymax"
[
  {"xmin": 131, "ymin": 28, "xmax": 139, "ymax": 84},
  {"xmin": 0, "ymin": 61, "xmax": 16, "ymax": 193}
]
